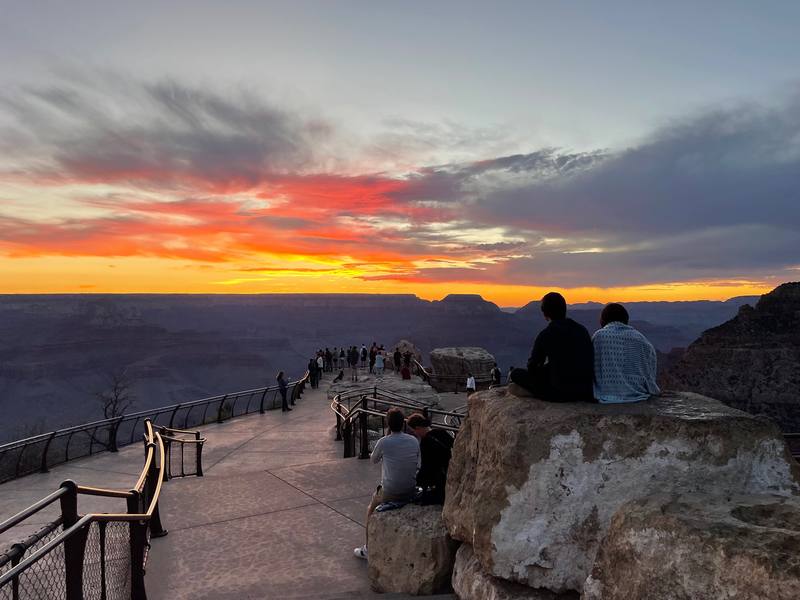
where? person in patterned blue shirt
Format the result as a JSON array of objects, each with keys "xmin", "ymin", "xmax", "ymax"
[{"xmin": 592, "ymin": 303, "xmax": 660, "ymax": 404}]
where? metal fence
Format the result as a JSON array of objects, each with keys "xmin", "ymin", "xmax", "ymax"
[
  {"xmin": 0, "ymin": 373, "xmax": 309, "ymax": 484},
  {"xmin": 330, "ymin": 387, "xmax": 464, "ymax": 459},
  {"xmin": 0, "ymin": 420, "xmax": 169, "ymax": 600}
]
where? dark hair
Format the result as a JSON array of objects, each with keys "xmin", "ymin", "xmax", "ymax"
[
  {"xmin": 387, "ymin": 407, "xmax": 405, "ymax": 432},
  {"xmin": 406, "ymin": 413, "xmax": 431, "ymax": 429},
  {"xmin": 601, "ymin": 303, "xmax": 629, "ymax": 327},
  {"xmin": 276, "ymin": 371, "xmax": 284, "ymax": 380},
  {"xmin": 541, "ymin": 292, "xmax": 567, "ymax": 320}
]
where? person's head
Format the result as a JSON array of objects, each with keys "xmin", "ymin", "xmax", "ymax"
[
  {"xmin": 387, "ymin": 407, "xmax": 405, "ymax": 432},
  {"xmin": 493, "ymin": 362, "xmax": 497, "ymax": 368},
  {"xmin": 277, "ymin": 370, "xmax": 284, "ymax": 380},
  {"xmin": 406, "ymin": 413, "xmax": 431, "ymax": 440},
  {"xmin": 540, "ymin": 292, "xmax": 567, "ymax": 321},
  {"xmin": 467, "ymin": 372, "xmax": 473, "ymax": 378},
  {"xmin": 601, "ymin": 303, "xmax": 629, "ymax": 327}
]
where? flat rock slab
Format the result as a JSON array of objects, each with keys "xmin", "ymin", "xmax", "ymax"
[
  {"xmin": 585, "ymin": 493, "xmax": 800, "ymax": 600},
  {"xmin": 328, "ymin": 374, "xmax": 440, "ymax": 407},
  {"xmin": 453, "ymin": 544, "xmax": 578, "ymax": 600},
  {"xmin": 368, "ymin": 504, "xmax": 459, "ymax": 595},
  {"xmin": 429, "ymin": 347, "xmax": 495, "ymax": 392},
  {"xmin": 443, "ymin": 389, "xmax": 800, "ymax": 593}
]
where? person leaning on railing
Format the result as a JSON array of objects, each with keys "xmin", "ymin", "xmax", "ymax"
[{"xmin": 277, "ymin": 371, "xmax": 291, "ymax": 412}]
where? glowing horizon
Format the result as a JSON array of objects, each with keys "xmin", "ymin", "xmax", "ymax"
[{"xmin": 2, "ymin": 5, "xmax": 799, "ymax": 302}]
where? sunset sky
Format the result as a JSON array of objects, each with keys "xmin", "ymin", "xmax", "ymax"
[{"xmin": 1, "ymin": 1, "xmax": 799, "ymax": 305}]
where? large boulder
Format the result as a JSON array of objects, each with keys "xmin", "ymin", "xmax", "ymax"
[
  {"xmin": 368, "ymin": 504, "xmax": 459, "ymax": 595},
  {"xmin": 386, "ymin": 340, "xmax": 423, "ymax": 370},
  {"xmin": 443, "ymin": 388, "xmax": 800, "ymax": 593},
  {"xmin": 453, "ymin": 545, "xmax": 578, "ymax": 600},
  {"xmin": 585, "ymin": 493, "xmax": 800, "ymax": 600},
  {"xmin": 327, "ymin": 372, "xmax": 440, "ymax": 407},
  {"xmin": 429, "ymin": 347, "xmax": 495, "ymax": 392}
]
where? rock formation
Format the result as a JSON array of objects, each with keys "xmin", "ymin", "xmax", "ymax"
[
  {"xmin": 443, "ymin": 388, "xmax": 800, "ymax": 594},
  {"xmin": 367, "ymin": 504, "xmax": 459, "ymax": 595},
  {"xmin": 585, "ymin": 493, "xmax": 800, "ymax": 600},
  {"xmin": 385, "ymin": 339, "xmax": 423, "ymax": 370},
  {"xmin": 327, "ymin": 372, "xmax": 440, "ymax": 406},
  {"xmin": 428, "ymin": 347, "xmax": 495, "ymax": 392},
  {"xmin": 664, "ymin": 282, "xmax": 800, "ymax": 431},
  {"xmin": 453, "ymin": 545, "xmax": 578, "ymax": 600}
]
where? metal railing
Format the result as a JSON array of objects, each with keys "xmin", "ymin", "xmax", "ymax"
[
  {"xmin": 0, "ymin": 373, "xmax": 309, "ymax": 485},
  {"xmin": 0, "ymin": 420, "xmax": 170, "ymax": 599},
  {"xmin": 157, "ymin": 426, "xmax": 206, "ymax": 479},
  {"xmin": 330, "ymin": 387, "xmax": 464, "ymax": 459}
]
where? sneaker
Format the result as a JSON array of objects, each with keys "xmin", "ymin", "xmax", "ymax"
[
  {"xmin": 353, "ymin": 545, "xmax": 368, "ymax": 559},
  {"xmin": 507, "ymin": 383, "xmax": 535, "ymax": 398}
]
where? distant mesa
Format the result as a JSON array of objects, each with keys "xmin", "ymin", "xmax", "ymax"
[{"xmin": 664, "ymin": 282, "xmax": 800, "ymax": 431}]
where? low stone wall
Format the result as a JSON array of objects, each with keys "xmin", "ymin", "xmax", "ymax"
[
  {"xmin": 367, "ymin": 504, "xmax": 459, "ymax": 595},
  {"xmin": 443, "ymin": 388, "xmax": 800, "ymax": 594}
]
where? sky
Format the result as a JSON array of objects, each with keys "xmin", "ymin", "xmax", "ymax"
[{"xmin": 1, "ymin": 1, "xmax": 799, "ymax": 305}]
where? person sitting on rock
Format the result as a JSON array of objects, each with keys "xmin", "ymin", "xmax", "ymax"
[
  {"xmin": 592, "ymin": 303, "xmax": 660, "ymax": 403},
  {"xmin": 508, "ymin": 292, "xmax": 594, "ymax": 402},
  {"xmin": 354, "ymin": 407, "xmax": 420, "ymax": 560},
  {"xmin": 406, "ymin": 413, "xmax": 454, "ymax": 504}
]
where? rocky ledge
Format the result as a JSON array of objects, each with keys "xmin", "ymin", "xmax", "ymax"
[
  {"xmin": 585, "ymin": 493, "xmax": 800, "ymax": 600},
  {"xmin": 443, "ymin": 388, "xmax": 800, "ymax": 594}
]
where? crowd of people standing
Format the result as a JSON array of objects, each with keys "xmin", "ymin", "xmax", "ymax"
[{"xmin": 305, "ymin": 343, "xmax": 416, "ymax": 387}]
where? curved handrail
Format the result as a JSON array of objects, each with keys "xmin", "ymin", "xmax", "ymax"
[
  {"xmin": 0, "ymin": 418, "xmax": 168, "ymax": 593},
  {"xmin": 0, "ymin": 371, "xmax": 310, "ymax": 484}
]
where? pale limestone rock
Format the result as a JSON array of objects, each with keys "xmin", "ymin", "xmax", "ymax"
[
  {"xmin": 585, "ymin": 493, "xmax": 800, "ymax": 600},
  {"xmin": 443, "ymin": 388, "xmax": 800, "ymax": 593},
  {"xmin": 368, "ymin": 504, "xmax": 459, "ymax": 595},
  {"xmin": 452, "ymin": 544, "xmax": 577, "ymax": 600},
  {"xmin": 429, "ymin": 347, "xmax": 495, "ymax": 392}
]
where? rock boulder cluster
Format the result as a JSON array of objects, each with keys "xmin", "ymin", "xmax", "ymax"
[{"xmin": 369, "ymin": 385, "xmax": 800, "ymax": 598}]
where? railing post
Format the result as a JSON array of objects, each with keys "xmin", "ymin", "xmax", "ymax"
[
  {"xmin": 148, "ymin": 455, "xmax": 168, "ymax": 538},
  {"xmin": 40, "ymin": 431, "xmax": 56, "ymax": 473},
  {"xmin": 342, "ymin": 421, "xmax": 352, "ymax": 458},
  {"xmin": 168, "ymin": 404, "xmax": 182, "ymax": 429},
  {"xmin": 196, "ymin": 436, "xmax": 204, "ymax": 477},
  {"xmin": 359, "ymin": 396, "xmax": 370, "ymax": 460},
  {"xmin": 335, "ymin": 409, "xmax": 342, "ymax": 441},
  {"xmin": 127, "ymin": 491, "xmax": 147, "ymax": 600},
  {"xmin": 60, "ymin": 480, "xmax": 87, "ymax": 600},
  {"xmin": 373, "ymin": 386, "xmax": 377, "ymax": 399},
  {"xmin": 216, "ymin": 395, "xmax": 228, "ymax": 423}
]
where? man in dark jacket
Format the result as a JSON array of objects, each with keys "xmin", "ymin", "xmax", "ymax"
[
  {"xmin": 509, "ymin": 292, "xmax": 594, "ymax": 402},
  {"xmin": 406, "ymin": 413, "xmax": 453, "ymax": 504}
]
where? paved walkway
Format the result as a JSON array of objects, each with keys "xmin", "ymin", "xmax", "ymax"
[
  {"xmin": 0, "ymin": 371, "xmax": 459, "ymax": 598},
  {"xmin": 146, "ymin": 372, "xmax": 385, "ymax": 599}
]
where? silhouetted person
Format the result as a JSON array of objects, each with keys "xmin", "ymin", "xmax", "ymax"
[
  {"xmin": 593, "ymin": 303, "xmax": 660, "ymax": 403},
  {"xmin": 490, "ymin": 363, "xmax": 502, "ymax": 387},
  {"xmin": 393, "ymin": 348, "xmax": 402, "ymax": 372},
  {"xmin": 509, "ymin": 292, "xmax": 594, "ymax": 402},
  {"xmin": 407, "ymin": 413, "xmax": 453, "ymax": 504},
  {"xmin": 277, "ymin": 371, "xmax": 291, "ymax": 412}
]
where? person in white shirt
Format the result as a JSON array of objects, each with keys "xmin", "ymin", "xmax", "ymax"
[
  {"xmin": 466, "ymin": 373, "xmax": 476, "ymax": 395},
  {"xmin": 354, "ymin": 407, "xmax": 419, "ymax": 559},
  {"xmin": 593, "ymin": 303, "xmax": 660, "ymax": 404}
]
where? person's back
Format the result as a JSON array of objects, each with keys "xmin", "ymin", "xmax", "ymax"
[
  {"xmin": 533, "ymin": 318, "xmax": 594, "ymax": 400},
  {"xmin": 510, "ymin": 292, "xmax": 594, "ymax": 402},
  {"xmin": 371, "ymin": 430, "xmax": 420, "ymax": 498},
  {"xmin": 593, "ymin": 303, "xmax": 660, "ymax": 404}
]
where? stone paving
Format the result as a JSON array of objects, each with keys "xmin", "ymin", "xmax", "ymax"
[{"xmin": 1, "ymin": 370, "xmax": 458, "ymax": 598}]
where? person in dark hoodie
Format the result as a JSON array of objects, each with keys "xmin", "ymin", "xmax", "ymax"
[{"xmin": 508, "ymin": 292, "xmax": 594, "ymax": 402}]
